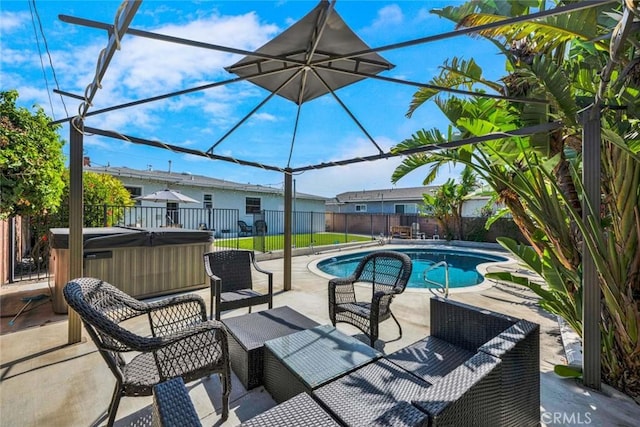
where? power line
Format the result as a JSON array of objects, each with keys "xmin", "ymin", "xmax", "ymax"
[
  {"xmin": 29, "ymin": 0, "xmax": 69, "ymax": 118},
  {"xmin": 27, "ymin": 0, "xmax": 54, "ymax": 118}
]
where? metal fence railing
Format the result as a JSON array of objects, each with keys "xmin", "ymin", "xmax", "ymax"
[{"xmin": 6, "ymin": 206, "xmax": 523, "ymax": 283}]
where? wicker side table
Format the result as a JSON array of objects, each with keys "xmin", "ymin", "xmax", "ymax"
[
  {"xmin": 240, "ymin": 393, "xmax": 340, "ymax": 426},
  {"xmin": 222, "ymin": 306, "xmax": 319, "ymax": 390},
  {"xmin": 263, "ymin": 324, "xmax": 381, "ymax": 404}
]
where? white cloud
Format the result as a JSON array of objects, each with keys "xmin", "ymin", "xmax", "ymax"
[
  {"xmin": 291, "ymin": 135, "xmax": 415, "ymax": 197},
  {"xmin": 294, "ymin": 157, "xmax": 412, "ymax": 198},
  {"xmin": 362, "ymin": 4, "xmax": 404, "ymax": 32},
  {"xmin": 0, "ymin": 11, "xmax": 29, "ymax": 33},
  {"xmin": 16, "ymin": 9, "xmax": 283, "ymax": 137},
  {"xmin": 415, "ymin": 7, "xmax": 431, "ymax": 23},
  {"xmin": 1, "ymin": 48, "xmax": 33, "ymax": 67},
  {"xmin": 98, "ymin": 12, "xmax": 279, "ymax": 98},
  {"xmin": 250, "ymin": 112, "xmax": 278, "ymax": 122},
  {"xmin": 374, "ymin": 4, "xmax": 404, "ymax": 27}
]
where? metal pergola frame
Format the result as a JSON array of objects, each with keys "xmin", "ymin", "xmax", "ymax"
[{"xmin": 59, "ymin": 0, "xmax": 635, "ymax": 391}]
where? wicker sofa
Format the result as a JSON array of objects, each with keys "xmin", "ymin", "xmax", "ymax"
[
  {"xmin": 243, "ymin": 296, "xmax": 540, "ymax": 427},
  {"xmin": 386, "ymin": 296, "xmax": 540, "ymax": 426}
]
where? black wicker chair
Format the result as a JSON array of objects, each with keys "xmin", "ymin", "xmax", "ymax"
[
  {"xmin": 254, "ymin": 219, "xmax": 268, "ymax": 235},
  {"xmin": 328, "ymin": 251, "xmax": 413, "ymax": 347},
  {"xmin": 203, "ymin": 250, "xmax": 273, "ymax": 321},
  {"xmin": 63, "ymin": 278, "xmax": 231, "ymax": 427},
  {"xmin": 238, "ymin": 220, "xmax": 253, "ymax": 236}
]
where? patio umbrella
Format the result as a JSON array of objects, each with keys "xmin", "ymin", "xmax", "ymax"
[{"xmin": 135, "ymin": 189, "xmax": 198, "ymax": 204}]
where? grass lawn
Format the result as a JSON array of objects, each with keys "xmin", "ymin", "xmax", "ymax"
[{"xmin": 215, "ymin": 232, "xmax": 372, "ymax": 251}]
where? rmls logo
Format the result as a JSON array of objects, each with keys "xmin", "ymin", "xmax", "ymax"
[{"xmin": 541, "ymin": 411, "xmax": 592, "ymax": 425}]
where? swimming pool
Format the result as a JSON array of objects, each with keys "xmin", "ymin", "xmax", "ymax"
[{"xmin": 316, "ymin": 248, "xmax": 509, "ymax": 289}]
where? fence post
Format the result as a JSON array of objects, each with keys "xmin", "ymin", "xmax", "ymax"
[
  {"xmin": 103, "ymin": 204, "xmax": 108, "ymax": 227},
  {"xmin": 370, "ymin": 214, "xmax": 373, "ymax": 239},
  {"xmin": 8, "ymin": 217, "xmax": 16, "ymax": 283},
  {"xmin": 284, "ymin": 171, "xmax": 292, "ymax": 291}
]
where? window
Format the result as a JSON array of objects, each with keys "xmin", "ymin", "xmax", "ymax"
[
  {"xmin": 355, "ymin": 204, "xmax": 367, "ymax": 212},
  {"xmin": 246, "ymin": 197, "xmax": 261, "ymax": 214},
  {"xmin": 395, "ymin": 204, "xmax": 417, "ymax": 214},
  {"xmin": 203, "ymin": 194, "xmax": 213, "ymax": 209},
  {"xmin": 125, "ymin": 186, "xmax": 142, "ymax": 205}
]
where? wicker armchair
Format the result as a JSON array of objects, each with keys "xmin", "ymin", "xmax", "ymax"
[
  {"xmin": 203, "ymin": 250, "xmax": 273, "ymax": 321},
  {"xmin": 238, "ymin": 220, "xmax": 253, "ymax": 236},
  {"xmin": 63, "ymin": 278, "xmax": 231, "ymax": 427},
  {"xmin": 328, "ymin": 251, "xmax": 413, "ymax": 346},
  {"xmin": 254, "ymin": 219, "xmax": 268, "ymax": 235}
]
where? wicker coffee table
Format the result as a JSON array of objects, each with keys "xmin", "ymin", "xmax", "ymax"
[
  {"xmin": 222, "ymin": 306, "xmax": 319, "ymax": 390},
  {"xmin": 263, "ymin": 324, "xmax": 382, "ymax": 403}
]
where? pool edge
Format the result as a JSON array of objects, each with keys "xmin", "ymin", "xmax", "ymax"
[{"xmin": 307, "ymin": 241, "xmax": 520, "ymax": 295}]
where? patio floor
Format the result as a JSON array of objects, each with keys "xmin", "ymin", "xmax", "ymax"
[{"xmin": 1, "ymin": 243, "xmax": 638, "ymax": 426}]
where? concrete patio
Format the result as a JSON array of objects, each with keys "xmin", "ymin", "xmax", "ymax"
[{"xmin": 1, "ymin": 243, "xmax": 638, "ymax": 426}]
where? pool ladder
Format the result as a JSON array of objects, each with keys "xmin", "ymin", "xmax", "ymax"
[{"xmin": 423, "ymin": 261, "xmax": 450, "ymax": 298}]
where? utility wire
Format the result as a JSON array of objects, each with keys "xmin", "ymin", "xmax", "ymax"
[
  {"xmin": 28, "ymin": 0, "xmax": 54, "ymax": 119},
  {"xmin": 30, "ymin": 0, "xmax": 69, "ymax": 118}
]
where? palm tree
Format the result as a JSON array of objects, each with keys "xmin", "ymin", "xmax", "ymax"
[
  {"xmin": 392, "ymin": 0, "xmax": 640, "ymax": 399},
  {"xmin": 420, "ymin": 166, "xmax": 478, "ymax": 240}
]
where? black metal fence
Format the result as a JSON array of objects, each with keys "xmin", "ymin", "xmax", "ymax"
[
  {"xmin": 7, "ymin": 206, "xmax": 523, "ymax": 283},
  {"xmin": 5, "ymin": 216, "xmax": 51, "ymax": 283}
]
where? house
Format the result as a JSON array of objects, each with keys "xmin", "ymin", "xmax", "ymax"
[
  {"xmin": 326, "ymin": 186, "xmax": 498, "ymax": 217},
  {"xmin": 325, "ymin": 186, "xmax": 439, "ymax": 214},
  {"xmin": 86, "ymin": 165, "xmax": 327, "ymax": 235}
]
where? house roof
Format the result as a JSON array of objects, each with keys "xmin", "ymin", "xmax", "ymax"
[
  {"xmin": 328, "ymin": 186, "xmax": 439, "ymax": 204},
  {"xmin": 86, "ymin": 166, "xmax": 327, "ymax": 201}
]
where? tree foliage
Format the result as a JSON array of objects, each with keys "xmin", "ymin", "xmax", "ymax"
[
  {"xmin": 26, "ymin": 171, "xmax": 134, "ymax": 275},
  {"xmin": 421, "ymin": 166, "xmax": 478, "ymax": 239},
  {"xmin": 392, "ymin": 0, "xmax": 640, "ymax": 399},
  {"xmin": 0, "ymin": 90, "xmax": 66, "ymax": 219},
  {"xmin": 55, "ymin": 171, "xmax": 134, "ymax": 227}
]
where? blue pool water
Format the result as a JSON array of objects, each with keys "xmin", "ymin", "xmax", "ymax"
[{"xmin": 316, "ymin": 248, "xmax": 508, "ymax": 289}]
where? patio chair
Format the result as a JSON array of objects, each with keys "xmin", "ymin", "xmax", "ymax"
[
  {"xmin": 203, "ymin": 250, "xmax": 273, "ymax": 320},
  {"xmin": 254, "ymin": 219, "xmax": 268, "ymax": 235},
  {"xmin": 238, "ymin": 220, "xmax": 253, "ymax": 236},
  {"xmin": 63, "ymin": 278, "xmax": 231, "ymax": 427},
  {"xmin": 329, "ymin": 251, "xmax": 412, "ymax": 347}
]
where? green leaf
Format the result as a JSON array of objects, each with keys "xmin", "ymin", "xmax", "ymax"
[{"xmin": 554, "ymin": 364, "xmax": 583, "ymax": 378}]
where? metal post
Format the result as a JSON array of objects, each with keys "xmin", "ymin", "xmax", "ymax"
[
  {"xmin": 582, "ymin": 104, "xmax": 601, "ymax": 389},
  {"xmin": 283, "ymin": 171, "xmax": 292, "ymax": 291},
  {"xmin": 8, "ymin": 216, "xmax": 16, "ymax": 283},
  {"xmin": 68, "ymin": 117, "xmax": 84, "ymax": 343}
]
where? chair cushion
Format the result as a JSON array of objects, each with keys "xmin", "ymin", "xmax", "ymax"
[
  {"xmin": 385, "ymin": 336, "xmax": 475, "ymax": 385},
  {"xmin": 335, "ymin": 302, "xmax": 371, "ymax": 318},
  {"xmin": 221, "ymin": 289, "xmax": 264, "ymax": 302},
  {"xmin": 123, "ymin": 352, "xmax": 161, "ymax": 394}
]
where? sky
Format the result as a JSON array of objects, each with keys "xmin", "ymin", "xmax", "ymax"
[{"xmin": 1, "ymin": 0, "xmax": 505, "ymax": 197}]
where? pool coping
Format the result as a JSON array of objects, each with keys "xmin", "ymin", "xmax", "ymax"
[{"xmin": 307, "ymin": 241, "xmax": 521, "ymax": 295}]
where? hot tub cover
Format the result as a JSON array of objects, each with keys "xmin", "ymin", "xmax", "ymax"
[{"xmin": 49, "ymin": 227, "xmax": 213, "ymax": 249}]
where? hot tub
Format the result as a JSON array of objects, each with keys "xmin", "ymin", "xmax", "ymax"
[{"xmin": 49, "ymin": 227, "xmax": 214, "ymax": 313}]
